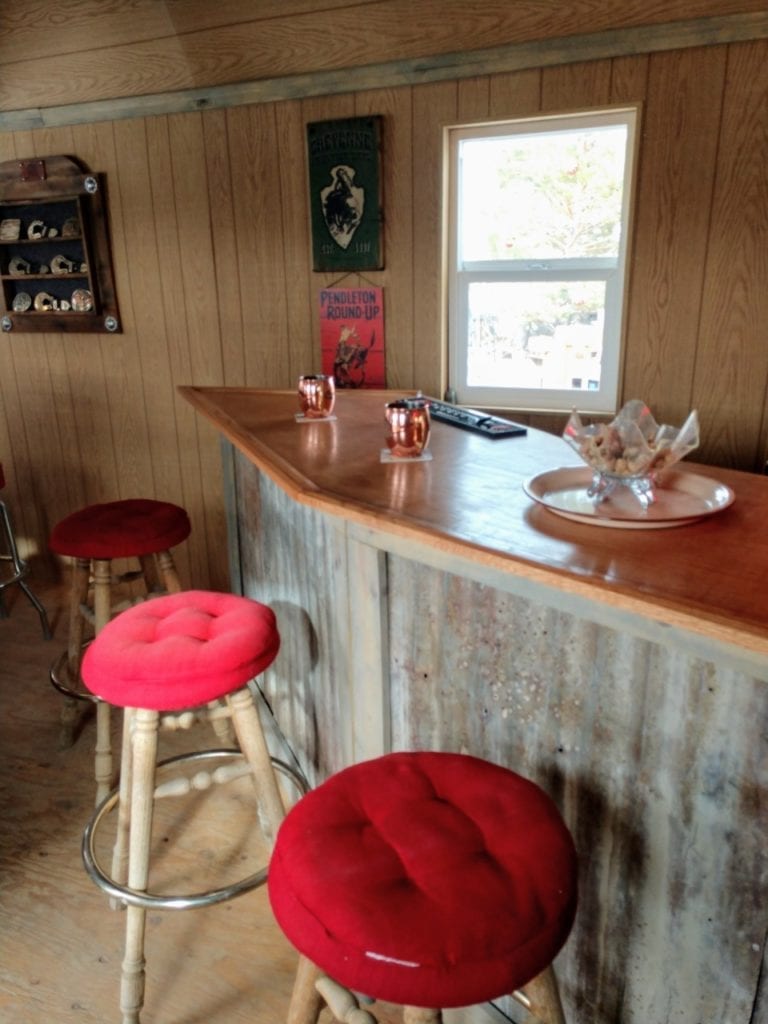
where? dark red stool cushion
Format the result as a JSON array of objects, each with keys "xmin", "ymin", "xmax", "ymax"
[
  {"xmin": 0, "ymin": 463, "xmax": 5, "ymax": 490},
  {"xmin": 81, "ymin": 590, "xmax": 280, "ymax": 710},
  {"xmin": 268, "ymin": 751, "xmax": 577, "ymax": 1010},
  {"xmin": 49, "ymin": 499, "xmax": 190, "ymax": 559}
]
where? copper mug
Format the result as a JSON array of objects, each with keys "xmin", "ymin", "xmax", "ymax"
[
  {"xmin": 385, "ymin": 399, "xmax": 431, "ymax": 458},
  {"xmin": 298, "ymin": 374, "xmax": 336, "ymax": 418}
]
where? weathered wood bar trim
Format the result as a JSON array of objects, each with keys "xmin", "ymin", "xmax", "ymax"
[
  {"xmin": 347, "ymin": 520, "xmax": 768, "ymax": 681},
  {"xmin": 2, "ymin": 12, "xmax": 767, "ymax": 131}
]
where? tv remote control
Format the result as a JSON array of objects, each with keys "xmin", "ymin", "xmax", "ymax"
[{"xmin": 415, "ymin": 396, "xmax": 527, "ymax": 438}]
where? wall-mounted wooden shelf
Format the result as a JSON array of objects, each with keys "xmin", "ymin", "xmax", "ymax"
[{"xmin": 0, "ymin": 155, "xmax": 121, "ymax": 334}]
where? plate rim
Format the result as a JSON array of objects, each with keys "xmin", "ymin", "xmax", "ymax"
[{"xmin": 524, "ymin": 465, "xmax": 734, "ymax": 527}]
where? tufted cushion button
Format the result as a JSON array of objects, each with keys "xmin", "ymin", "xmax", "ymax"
[
  {"xmin": 81, "ymin": 590, "xmax": 280, "ymax": 710},
  {"xmin": 49, "ymin": 498, "xmax": 191, "ymax": 559},
  {"xmin": 268, "ymin": 751, "xmax": 577, "ymax": 1010}
]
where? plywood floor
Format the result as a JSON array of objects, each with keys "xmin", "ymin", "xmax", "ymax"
[{"xmin": 0, "ymin": 581, "xmax": 406, "ymax": 1024}]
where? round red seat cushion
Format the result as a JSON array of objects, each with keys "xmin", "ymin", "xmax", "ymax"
[
  {"xmin": 81, "ymin": 590, "xmax": 280, "ymax": 710},
  {"xmin": 0, "ymin": 463, "xmax": 5, "ymax": 490},
  {"xmin": 268, "ymin": 751, "xmax": 577, "ymax": 1009},
  {"xmin": 49, "ymin": 499, "xmax": 190, "ymax": 559}
]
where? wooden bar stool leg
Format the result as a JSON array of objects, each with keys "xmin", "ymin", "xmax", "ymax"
[
  {"xmin": 404, "ymin": 1009, "xmax": 442, "ymax": 1024},
  {"xmin": 93, "ymin": 558, "xmax": 114, "ymax": 804},
  {"xmin": 120, "ymin": 708, "xmax": 159, "ymax": 1024},
  {"xmin": 514, "ymin": 965, "xmax": 566, "ymax": 1024},
  {"xmin": 287, "ymin": 955, "xmax": 325, "ymax": 1024},
  {"xmin": 227, "ymin": 686, "xmax": 285, "ymax": 842},
  {"xmin": 137, "ymin": 554, "xmax": 160, "ymax": 595},
  {"xmin": 315, "ymin": 975, "xmax": 378, "ymax": 1024},
  {"xmin": 155, "ymin": 549, "xmax": 182, "ymax": 593},
  {"xmin": 59, "ymin": 557, "xmax": 91, "ymax": 748},
  {"xmin": 207, "ymin": 698, "xmax": 236, "ymax": 747},
  {"xmin": 110, "ymin": 707, "xmax": 135, "ymax": 894}
]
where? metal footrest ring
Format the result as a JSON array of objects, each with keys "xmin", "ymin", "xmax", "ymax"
[
  {"xmin": 82, "ymin": 748, "xmax": 308, "ymax": 911},
  {"xmin": 49, "ymin": 643, "xmax": 100, "ymax": 703}
]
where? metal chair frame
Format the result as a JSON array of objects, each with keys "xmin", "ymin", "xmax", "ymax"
[{"xmin": 0, "ymin": 496, "xmax": 51, "ymax": 639}]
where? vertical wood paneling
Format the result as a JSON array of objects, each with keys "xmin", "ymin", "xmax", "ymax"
[
  {"xmin": 457, "ymin": 76, "xmax": 491, "ymax": 121},
  {"xmin": 541, "ymin": 59, "xmax": 611, "ymax": 109},
  {"xmin": 356, "ymin": 87, "xmax": 414, "ymax": 389},
  {"xmin": 692, "ymin": 40, "xmax": 768, "ymax": 467},
  {"xmin": 609, "ymin": 53, "xmax": 649, "ymax": 102},
  {"xmin": 274, "ymin": 99, "xmax": 315, "ymax": 384},
  {"xmin": 489, "ymin": 68, "xmax": 542, "ymax": 117},
  {"xmin": 103, "ymin": 121, "xmax": 160, "ymax": 497},
  {"xmin": 227, "ymin": 103, "xmax": 290, "ymax": 388},
  {"xmin": 166, "ymin": 112, "xmax": 229, "ymax": 588},
  {"xmin": 141, "ymin": 114, "xmax": 204, "ymax": 588},
  {"xmin": 621, "ymin": 47, "xmax": 726, "ymax": 428},
  {"xmin": 2, "ymin": 38, "xmax": 768, "ymax": 590},
  {"xmin": 411, "ymin": 81, "xmax": 457, "ymax": 397},
  {"xmin": 204, "ymin": 108, "xmax": 246, "ymax": 386}
]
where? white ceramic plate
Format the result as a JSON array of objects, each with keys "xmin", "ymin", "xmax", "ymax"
[{"xmin": 524, "ymin": 466, "xmax": 735, "ymax": 529}]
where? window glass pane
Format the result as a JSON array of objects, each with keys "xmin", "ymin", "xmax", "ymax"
[
  {"xmin": 459, "ymin": 126, "xmax": 627, "ymax": 262},
  {"xmin": 466, "ymin": 280, "xmax": 607, "ymax": 392}
]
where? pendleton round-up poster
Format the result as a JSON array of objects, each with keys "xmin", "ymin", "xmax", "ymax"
[{"xmin": 319, "ymin": 285, "xmax": 385, "ymax": 388}]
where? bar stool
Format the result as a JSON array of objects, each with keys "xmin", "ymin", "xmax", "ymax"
[
  {"xmin": 268, "ymin": 751, "xmax": 578, "ymax": 1024},
  {"xmin": 0, "ymin": 462, "xmax": 51, "ymax": 639},
  {"xmin": 80, "ymin": 589, "xmax": 307, "ymax": 1024},
  {"xmin": 49, "ymin": 498, "xmax": 191, "ymax": 801}
]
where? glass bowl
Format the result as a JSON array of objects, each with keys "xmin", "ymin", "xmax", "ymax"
[{"xmin": 563, "ymin": 400, "xmax": 700, "ymax": 509}]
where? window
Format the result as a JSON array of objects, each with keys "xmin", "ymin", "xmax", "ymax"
[{"xmin": 447, "ymin": 108, "xmax": 637, "ymax": 414}]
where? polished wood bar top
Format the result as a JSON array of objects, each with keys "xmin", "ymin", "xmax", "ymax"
[{"xmin": 180, "ymin": 386, "xmax": 768, "ymax": 657}]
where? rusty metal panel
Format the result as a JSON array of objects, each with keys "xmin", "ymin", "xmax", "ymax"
[
  {"xmin": 234, "ymin": 450, "xmax": 353, "ymax": 784},
  {"xmin": 387, "ymin": 559, "xmax": 767, "ymax": 1024},
  {"xmin": 224, "ymin": 446, "xmax": 766, "ymax": 1024}
]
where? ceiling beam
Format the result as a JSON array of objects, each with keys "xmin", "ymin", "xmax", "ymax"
[{"xmin": 1, "ymin": 12, "xmax": 766, "ymax": 131}]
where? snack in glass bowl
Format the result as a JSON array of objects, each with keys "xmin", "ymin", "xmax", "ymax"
[{"xmin": 563, "ymin": 399, "xmax": 700, "ymax": 509}]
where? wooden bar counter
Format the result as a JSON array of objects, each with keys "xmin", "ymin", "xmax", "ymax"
[{"xmin": 181, "ymin": 386, "xmax": 767, "ymax": 1024}]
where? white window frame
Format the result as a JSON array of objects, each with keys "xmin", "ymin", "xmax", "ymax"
[{"xmin": 447, "ymin": 107, "xmax": 638, "ymax": 414}]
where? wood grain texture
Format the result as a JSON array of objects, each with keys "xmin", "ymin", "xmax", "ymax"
[
  {"xmin": 2, "ymin": 2, "xmax": 766, "ymax": 112},
  {"xmin": 692, "ymin": 40, "xmax": 768, "ymax": 468},
  {"xmin": 0, "ymin": 22, "xmax": 766, "ymax": 596},
  {"xmin": 621, "ymin": 47, "xmax": 727, "ymax": 426},
  {"xmin": 411, "ymin": 80, "xmax": 457, "ymax": 397},
  {"xmin": 181, "ymin": 387, "xmax": 768, "ymax": 661}
]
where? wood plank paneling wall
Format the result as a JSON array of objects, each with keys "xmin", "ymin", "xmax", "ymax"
[
  {"xmin": 0, "ymin": 17, "xmax": 766, "ymax": 592},
  {"xmin": 2, "ymin": 0, "xmax": 766, "ymax": 112}
]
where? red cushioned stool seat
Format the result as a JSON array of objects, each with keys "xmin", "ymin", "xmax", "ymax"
[
  {"xmin": 50, "ymin": 498, "xmax": 191, "ymax": 560},
  {"xmin": 49, "ymin": 498, "xmax": 191, "ymax": 802},
  {"xmin": 269, "ymin": 751, "xmax": 577, "ymax": 1024},
  {"xmin": 81, "ymin": 588, "xmax": 280, "ymax": 710},
  {"xmin": 80, "ymin": 589, "xmax": 306, "ymax": 1024}
]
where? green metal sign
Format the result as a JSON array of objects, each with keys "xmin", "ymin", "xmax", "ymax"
[{"xmin": 307, "ymin": 116, "xmax": 383, "ymax": 271}]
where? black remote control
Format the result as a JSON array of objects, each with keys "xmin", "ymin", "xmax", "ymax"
[{"xmin": 417, "ymin": 396, "xmax": 527, "ymax": 438}]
